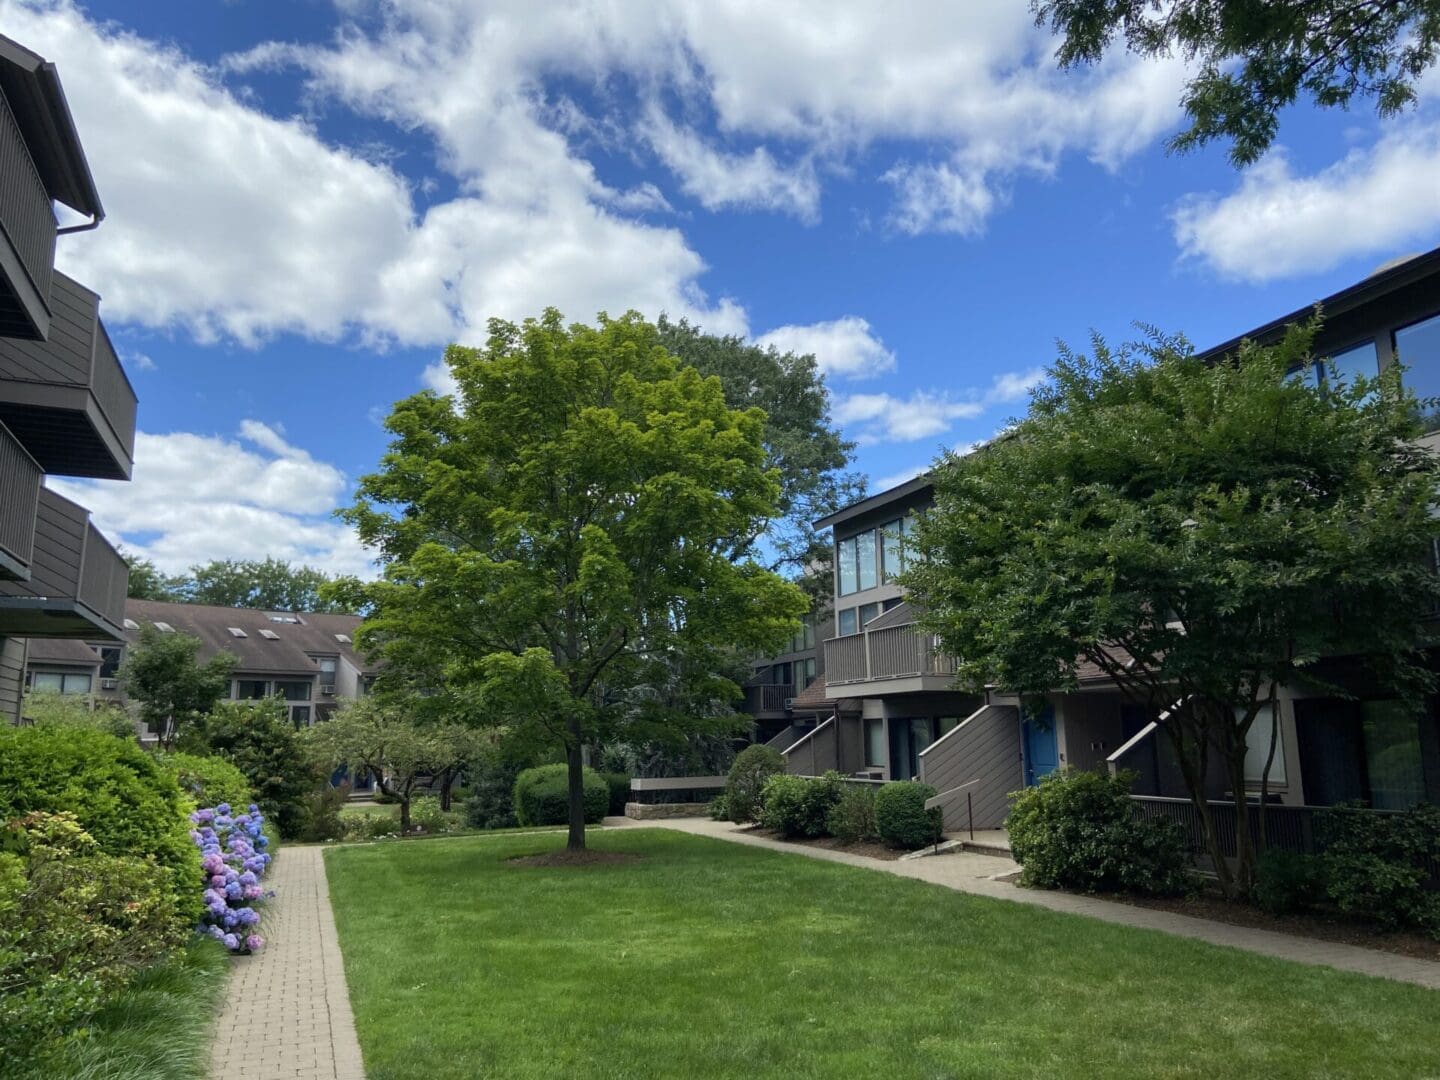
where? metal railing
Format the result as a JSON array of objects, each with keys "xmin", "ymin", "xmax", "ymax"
[
  {"xmin": 0, "ymin": 422, "xmax": 39, "ymax": 571},
  {"xmin": 90, "ymin": 323, "xmax": 137, "ymax": 461},
  {"xmin": 744, "ymin": 682, "xmax": 794, "ymax": 713},
  {"xmin": 78, "ymin": 522, "xmax": 127, "ymax": 628},
  {"xmin": 825, "ymin": 623, "xmax": 956, "ymax": 685},
  {"xmin": 0, "ymin": 90, "xmax": 56, "ymax": 310}
]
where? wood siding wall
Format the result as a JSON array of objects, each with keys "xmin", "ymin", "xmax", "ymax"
[
  {"xmin": 7, "ymin": 487, "xmax": 85, "ymax": 600},
  {"xmin": 0, "ymin": 421, "xmax": 39, "ymax": 570},
  {"xmin": 0, "ymin": 636, "xmax": 26, "ymax": 724},
  {"xmin": 784, "ymin": 717, "xmax": 839, "ymax": 775},
  {"xmin": 918, "ymin": 704, "xmax": 1021, "ymax": 830},
  {"xmin": 0, "ymin": 272, "xmax": 96, "ymax": 385},
  {"xmin": 0, "ymin": 88, "xmax": 55, "ymax": 322}
]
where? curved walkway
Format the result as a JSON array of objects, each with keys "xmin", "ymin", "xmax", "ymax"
[
  {"xmin": 211, "ymin": 845, "xmax": 366, "ymax": 1079},
  {"xmin": 616, "ymin": 816, "xmax": 1440, "ymax": 991}
]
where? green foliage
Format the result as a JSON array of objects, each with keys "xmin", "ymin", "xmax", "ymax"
[
  {"xmin": 513, "ymin": 764, "xmax": 608, "ymax": 827},
  {"xmin": 119, "ymin": 625, "xmax": 235, "ymax": 746},
  {"xmin": 601, "ymin": 772, "xmax": 632, "ymax": 816},
  {"xmin": 874, "ymin": 781, "xmax": 944, "ymax": 851},
  {"xmin": 183, "ymin": 699, "xmax": 314, "ymax": 839},
  {"xmin": 725, "ymin": 744, "xmax": 786, "ymax": 823},
  {"xmin": 298, "ymin": 782, "xmax": 351, "ymax": 843},
  {"xmin": 706, "ymin": 794, "xmax": 729, "ymax": 821},
  {"xmin": 121, "ymin": 548, "xmax": 185, "ymax": 601},
  {"xmin": 1033, "ymin": 0, "xmax": 1440, "ymax": 167},
  {"xmin": 21, "ymin": 689, "xmax": 133, "ymax": 737},
  {"xmin": 409, "ymin": 795, "xmax": 460, "ymax": 835},
  {"xmin": 910, "ymin": 324, "xmax": 1440, "ymax": 893},
  {"xmin": 156, "ymin": 752, "xmax": 254, "ymax": 809},
  {"xmin": 1253, "ymin": 851, "xmax": 1326, "ymax": 916},
  {"xmin": 340, "ymin": 309, "xmax": 809, "ymax": 847},
  {"xmin": 759, "ymin": 771, "xmax": 844, "ymax": 838},
  {"xmin": 185, "ymin": 556, "xmax": 349, "ymax": 612},
  {"xmin": 463, "ymin": 755, "xmax": 527, "ymax": 830},
  {"xmin": 0, "ymin": 726, "xmax": 196, "ymax": 906},
  {"xmin": 1006, "ymin": 770, "xmax": 1191, "ymax": 894},
  {"xmin": 827, "ymin": 785, "xmax": 880, "ymax": 844},
  {"xmin": 1316, "ymin": 803, "xmax": 1440, "ymax": 935},
  {"xmin": 0, "ymin": 812, "xmax": 189, "ymax": 1070}
]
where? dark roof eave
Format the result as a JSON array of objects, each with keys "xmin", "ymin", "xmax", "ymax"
[{"xmin": 813, "ymin": 473, "xmax": 934, "ymax": 531}]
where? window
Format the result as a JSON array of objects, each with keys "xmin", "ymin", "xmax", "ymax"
[
  {"xmin": 92, "ymin": 645, "xmax": 122, "ymax": 679},
  {"xmin": 799, "ymin": 657, "xmax": 817, "ymax": 688},
  {"xmin": 882, "ymin": 596, "xmax": 903, "ymax": 612},
  {"xmin": 837, "ymin": 537, "xmax": 858, "ymax": 595},
  {"xmin": 334, "ymin": 633, "xmax": 352, "ymax": 644},
  {"xmin": 937, "ymin": 716, "xmax": 960, "ymax": 739},
  {"xmin": 803, "ymin": 618, "xmax": 816, "ymax": 650},
  {"xmin": 259, "ymin": 628, "xmax": 280, "ymax": 640},
  {"xmin": 317, "ymin": 657, "xmax": 337, "ymax": 683},
  {"xmin": 864, "ymin": 718, "xmax": 886, "ymax": 769},
  {"xmin": 856, "ymin": 530, "xmax": 878, "ymax": 591},
  {"xmin": 1241, "ymin": 705, "xmax": 1287, "ymax": 785},
  {"xmin": 1361, "ymin": 700, "xmax": 1426, "ymax": 809},
  {"xmin": 153, "ymin": 622, "xmax": 174, "ymax": 633},
  {"xmin": 838, "ymin": 607, "xmax": 858, "ymax": 636},
  {"xmin": 31, "ymin": 672, "xmax": 92, "ymax": 694},
  {"xmin": 268, "ymin": 614, "xmax": 301, "ymax": 624},
  {"xmin": 122, "ymin": 618, "xmax": 139, "ymax": 631},
  {"xmin": 771, "ymin": 662, "xmax": 792, "ymax": 687},
  {"xmin": 1395, "ymin": 313, "xmax": 1440, "ymax": 431},
  {"xmin": 858, "ymin": 601, "xmax": 880, "ymax": 628},
  {"xmin": 235, "ymin": 679, "xmax": 269, "ymax": 700},
  {"xmin": 1324, "ymin": 340, "xmax": 1378, "ymax": 386},
  {"xmin": 290, "ymin": 705, "xmax": 312, "ymax": 729},
  {"xmin": 274, "ymin": 680, "xmax": 313, "ymax": 702},
  {"xmin": 881, "ymin": 518, "xmax": 905, "ymax": 582},
  {"xmin": 227, "ymin": 627, "xmax": 247, "ymax": 638}
]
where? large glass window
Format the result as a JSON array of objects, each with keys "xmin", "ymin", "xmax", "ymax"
[
  {"xmin": 1394, "ymin": 314, "xmax": 1440, "ymax": 431},
  {"xmin": 93, "ymin": 645, "xmax": 122, "ymax": 679},
  {"xmin": 837, "ymin": 607, "xmax": 858, "ymax": 636},
  {"xmin": 290, "ymin": 705, "xmax": 312, "ymax": 729},
  {"xmin": 317, "ymin": 657, "xmax": 337, "ymax": 685},
  {"xmin": 771, "ymin": 662, "xmax": 792, "ymax": 687},
  {"xmin": 31, "ymin": 672, "xmax": 91, "ymax": 694},
  {"xmin": 235, "ymin": 679, "xmax": 269, "ymax": 700},
  {"xmin": 1361, "ymin": 700, "xmax": 1426, "ymax": 809},
  {"xmin": 1242, "ymin": 705, "xmax": 1286, "ymax": 785},
  {"xmin": 864, "ymin": 718, "xmax": 886, "ymax": 769},
  {"xmin": 275, "ymin": 680, "xmax": 313, "ymax": 701},
  {"xmin": 881, "ymin": 518, "xmax": 905, "ymax": 582},
  {"xmin": 799, "ymin": 657, "xmax": 817, "ymax": 688},
  {"xmin": 1324, "ymin": 340, "xmax": 1378, "ymax": 387},
  {"xmin": 837, "ymin": 537, "xmax": 859, "ymax": 595},
  {"xmin": 858, "ymin": 602, "xmax": 881, "ymax": 628},
  {"xmin": 856, "ymin": 530, "xmax": 878, "ymax": 591},
  {"xmin": 802, "ymin": 618, "xmax": 815, "ymax": 650}
]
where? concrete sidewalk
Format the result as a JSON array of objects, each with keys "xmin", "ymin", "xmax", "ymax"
[
  {"xmin": 612, "ymin": 816, "xmax": 1440, "ymax": 991},
  {"xmin": 210, "ymin": 845, "xmax": 367, "ymax": 1080}
]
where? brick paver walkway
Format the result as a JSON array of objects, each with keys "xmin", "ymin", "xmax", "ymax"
[
  {"xmin": 211, "ymin": 845, "xmax": 366, "ymax": 1079},
  {"xmin": 617, "ymin": 817, "xmax": 1440, "ymax": 991}
]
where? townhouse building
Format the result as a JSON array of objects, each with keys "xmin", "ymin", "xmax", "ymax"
[{"xmin": 0, "ymin": 34, "xmax": 132, "ymax": 723}]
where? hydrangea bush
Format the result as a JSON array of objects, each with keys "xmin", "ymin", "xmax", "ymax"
[{"xmin": 190, "ymin": 803, "xmax": 272, "ymax": 953}]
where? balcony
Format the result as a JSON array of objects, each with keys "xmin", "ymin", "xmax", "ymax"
[
  {"xmin": 0, "ymin": 272, "xmax": 136, "ymax": 479},
  {"xmin": 823, "ymin": 619, "xmax": 957, "ymax": 696},
  {"xmin": 0, "ymin": 84, "xmax": 56, "ymax": 340},
  {"xmin": 0, "ymin": 487, "xmax": 128, "ymax": 638},
  {"xmin": 0, "ymin": 420, "xmax": 40, "ymax": 579},
  {"xmin": 743, "ymin": 682, "xmax": 795, "ymax": 717}
]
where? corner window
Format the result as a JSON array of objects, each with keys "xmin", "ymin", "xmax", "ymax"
[
  {"xmin": 856, "ymin": 530, "xmax": 878, "ymax": 591},
  {"xmin": 838, "ymin": 608, "xmax": 858, "ymax": 636},
  {"xmin": 838, "ymin": 537, "xmax": 859, "ymax": 595},
  {"xmin": 1394, "ymin": 313, "xmax": 1440, "ymax": 431},
  {"xmin": 881, "ymin": 518, "xmax": 905, "ymax": 582}
]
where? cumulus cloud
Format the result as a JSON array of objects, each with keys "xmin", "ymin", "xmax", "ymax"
[
  {"xmin": 48, "ymin": 423, "xmax": 374, "ymax": 577},
  {"xmin": 834, "ymin": 368, "xmax": 1044, "ymax": 443},
  {"xmin": 1173, "ymin": 125, "xmax": 1440, "ymax": 281},
  {"xmin": 883, "ymin": 162, "xmax": 998, "ymax": 237},
  {"xmin": 755, "ymin": 316, "xmax": 895, "ymax": 379}
]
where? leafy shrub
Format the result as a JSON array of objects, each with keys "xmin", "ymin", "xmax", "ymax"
[
  {"xmin": 875, "ymin": 781, "xmax": 944, "ymax": 850},
  {"xmin": 513, "ymin": 764, "xmax": 608, "ymax": 826},
  {"xmin": 759, "ymin": 772, "xmax": 844, "ymax": 838},
  {"xmin": 0, "ymin": 726, "xmax": 196, "ymax": 909},
  {"xmin": 21, "ymin": 690, "xmax": 134, "ymax": 738},
  {"xmin": 707, "ymin": 794, "xmax": 729, "ymax": 821},
  {"xmin": 158, "ymin": 752, "xmax": 254, "ymax": 810},
  {"xmin": 298, "ymin": 782, "xmax": 350, "ymax": 843},
  {"xmin": 828, "ymin": 785, "xmax": 880, "ymax": 844},
  {"xmin": 1254, "ymin": 850, "xmax": 1326, "ymax": 915},
  {"xmin": 191, "ymin": 803, "xmax": 271, "ymax": 953},
  {"xmin": 0, "ymin": 812, "xmax": 188, "ymax": 1070},
  {"xmin": 181, "ymin": 700, "xmax": 315, "ymax": 840},
  {"xmin": 410, "ymin": 795, "xmax": 459, "ymax": 834},
  {"xmin": 464, "ymin": 755, "xmax": 524, "ymax": 830},
  {"xmin": 1317, "ymin": 802, "xmax": 1440, "ymax": 935},
  {"xmin": 725, "ymin": 744, "xmax": 786, "ymax": 823},
  {"xmin": 342, "ymin": 811, "xmax": 401, "ymax": 841},
  {"xmin": 602, "ymin": 772, "xmax": 632, "ymax": 816},
  {"xmin": 1006, "ymin": 768, "xmax": 1191, "ymax": 894}
]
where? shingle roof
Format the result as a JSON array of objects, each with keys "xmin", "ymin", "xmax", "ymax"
[{"xmin": 24, "ymin": 638, "xmax": 103, "ymax": 665}]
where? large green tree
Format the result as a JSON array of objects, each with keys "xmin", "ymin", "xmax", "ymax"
[
  {"xmin": 119, "ymin": 626, "xmax": 235, "ymax": 749},
  {"xmin": 336, "ymin": 310, "xmax": 807, "ymax": 850},
  {"xmin": 656, "ymin": 316, "xmax": 863, "ymax": 601},
  {"xmin": 908, "ymin": 322, "xmax": 1440, "ymax": 895},
  {"xmin": 120, "ymin": 549, "xmax": 184, "ymax": 602},
  {"xmin": 1034, "ymin": 0, "xmax": 1440, "ymax": 166},
  {"xmin": 185, "ymin": 557, "xmax": 348, "ymax": 613}
]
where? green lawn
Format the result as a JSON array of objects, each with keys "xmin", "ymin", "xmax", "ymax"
[{"xmin": 326, "ymin": 829, "xmax": 1440, "ymax": 1080}]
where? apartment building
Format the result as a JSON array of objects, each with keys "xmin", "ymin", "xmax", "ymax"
[
  {"xmin": 742, "ymin": 606, "xmax": 833, "ymax": 747},
  {"xmin": 0, "ymin": 34, "xmax": 132, "ymax": 723},
  {"xmin": 786, "ymin": 248, "xmax": 1440, "ymax": 831},
  {"xmin": 24, "ymin": 599, "xmax": 377, "ymax": 731}
]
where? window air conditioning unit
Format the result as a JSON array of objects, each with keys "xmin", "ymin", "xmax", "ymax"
[
  {"xmin": 320, "ymin": 684, "xmax": 336, "ymax": 696},
  {"xmin": 100, "ymin": 678, "xmax": 118, "ymax": 691},
  {"xmin": 783, "ymin": 697, "xmax": 796, "ymax": 711}
]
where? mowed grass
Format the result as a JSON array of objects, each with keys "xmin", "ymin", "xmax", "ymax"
[{"xmin": 326, "ymin": 829, "xmax": 1440, "ymax": 1080}]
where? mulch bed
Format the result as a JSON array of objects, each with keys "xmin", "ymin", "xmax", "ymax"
[
  {"xmin": 506, "ymin": 850, "xmax": 642, "ymax": 868},
  {"xmin": 750, "ymin": 829, "xmax": 905, "ymax": 861},
  {"xmin": 1054, "ymin": 884, "xmax": 1440, "ymax": 961}
]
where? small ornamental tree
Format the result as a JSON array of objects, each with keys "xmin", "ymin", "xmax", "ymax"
[
  {"xmin": 119, "ymin": 626, "xmax": 234, "ymax": 748},
  {"xmin": 335, "ymin": 310, "xmax": 808, "ymax": 851},
  {"xmin": 908, "ymin": 322, "xmax": 1440, "ymax": 896}
]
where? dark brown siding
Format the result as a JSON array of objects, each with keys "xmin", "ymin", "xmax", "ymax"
[
  {"xmin": 0, "ymin": 635, "xmax": 26, "ymax": 723},
  {"xmin": 918, "ymin": 704, "xmax": 1021, "ymax": 829}
]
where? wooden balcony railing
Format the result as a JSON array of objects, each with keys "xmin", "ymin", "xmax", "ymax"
[
  {"xmin": 824, "ymin": 621, "xmax": 957, "ymax": 686},
  {"xmin": 0, "ymin": 87, "xmax": 56, "ymax": 338},
  {"xmin": 0, "ymin": 421, "xmax": 40, "ymax": 577}
]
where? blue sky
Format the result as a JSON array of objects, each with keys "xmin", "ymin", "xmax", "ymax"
[{"xmin": 13, "ymin": 0, "xmax": 1440, "ymax": 575}]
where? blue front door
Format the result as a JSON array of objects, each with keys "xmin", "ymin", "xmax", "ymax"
[{"xmin": 1022, "ymin": 707, "xmax": 1058, "ymax": 786}]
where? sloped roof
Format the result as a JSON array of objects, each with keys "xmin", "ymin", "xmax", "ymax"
[
  {"xmin": 25, "ymin": 637, "xmax": 103, "ymax": 665},
  {"xmin": 863, "ymin": 600, "xmax": 917, "ymax": 631}
]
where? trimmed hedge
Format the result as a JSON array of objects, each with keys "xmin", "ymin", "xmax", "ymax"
[
  {"xmin": 513, "ymin": 764, "xmax": 608, "ymax": 827},
  {"xmin": 157, "ymin": 753, "xmax": 255, "ymax": 811},
  {"xmin": 725, "ymin": 744, "xmax": 785, "ymax": 823},
  {"xmin": 827, "ymin": 785, "xmax": 879, "ymax": 843},
  {"xmin": 875, "ymin": 781, "xmax": 943, "ymax": 850},
  {"xmin": 0, "ymin": 726, "xmax": 197, "ymax": 908},
  {"xmin": 759, "ymin": 772, "xmax": 844, "ymax": 838},
  {"xmin": 601, "ymin": 772, "xmax": 632, "ymax": 817}
]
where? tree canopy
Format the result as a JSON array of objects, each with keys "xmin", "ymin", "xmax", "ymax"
[
  {"xmin": 1033, "ymin": 0, "xmax": 1440, "ymax": 166},
  {"xmin": 335, "ymin": 310, "xmax": 808, "ymax": 850},
  {"xmin": 908, "ymin": 321, "xmax": 1440, "ymax": 893},
  {"xmin": 119, "ymin": 626, "xmax": 236, "ymax": 749},
  {"xmin": 122, "ymin": 553, "xmax": 351, "ymax": 613}
]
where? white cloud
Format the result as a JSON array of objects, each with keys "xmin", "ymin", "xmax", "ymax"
[
  {"xmin": 883, "ymin": 162, "xmax": 997, "ymax": 237},
  {"xmin": 48, "ymin": 423, "xmax": 374, "ymax": 577},
  {"xmin": 1173, "ymin": 124, "xmax": 1440, "ymax": 281},
  {"xmin": 834, "ymin": 368, "xmax": 1043, "ymax": 443},
  {"xmin": 755, "ymin": 316, "xmax": 895, "ymax": 379}
]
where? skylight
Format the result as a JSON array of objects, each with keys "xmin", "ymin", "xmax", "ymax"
[
  {"xmin": 259, "ymin": 629, "xmax": 280, "ymax": 641},
  {"xmin": 228, "ymin": 627, "xmax": 247, "ymax": 638},
  {"xmin": 154, "ymin": 622, "xmax": 174, "ymax": 633},
  {"xmin": 268, "ymin": 614, "xmax": 301, "ymax": 624},
  {"xmin": 334, "ymin": 633, "xmax": 351, "ymax": 644},
  {"xmin": 123, "ymin": 618, "xmax": 139, "ymax": 631}
]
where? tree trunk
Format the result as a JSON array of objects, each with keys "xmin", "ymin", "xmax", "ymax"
[
  {"xmin": 439, "ymin": 768, "xmax": 454, "ymax": 812},
  {"xmin": 1226, "ymin": 748, "xmax": 1259, "ymax": 897},
  {"xmin": 566, "ymin": 714, "xmax": 587, "ymax": 851},
  {"xmin": 1162, "ymin": 708, "xmax": 1237, "ymax": 897},
  {"xmin": 398, "ymin": 792, "xmax": 412, "ymax": 833}
]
